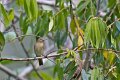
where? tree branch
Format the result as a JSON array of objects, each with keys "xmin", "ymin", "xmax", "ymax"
[
  {"xmin": 0, "ymin": 48, "xmax": 119, "ymax": 61},
  {"xmin": 0, "ymin": 64, "xmax": 26, "ymax": 80}
]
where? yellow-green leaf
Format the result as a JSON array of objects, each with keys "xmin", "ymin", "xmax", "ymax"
[
  {"xmin": 78, "ymin": 35, "xmax": 83, "ymax": 49},
  {"xmin": 8, "ymin": 9, "xmax": 14, "ymax": 21},
  {"xmin": 49, "ymin": 18, "xmax": 54, "ymax": 31},
  {"xmin": 103, "ymin": 51, "xmax": 108, "ymax": 59},
  {"xmin": 103, "ymin": 51, "xmax": 115, "ymax": 64},
  {"xmin": 0, "ymin": 4, "xmax": 9, "ymax": 27},
  {"xmin": 70, "ymin": 19, "xmax": 76, "ymax": 34},
  {"xmin": 30, "ymin": 0, "xmax": 38, "ymax": 19}
]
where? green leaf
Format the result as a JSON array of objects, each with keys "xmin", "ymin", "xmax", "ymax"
[
  {"xmin": 76, "ymin": 0, "xmax": 91, "ymax": 14},
  {"xmin": 70, "ymin": 19, "xmax": 76, "ymax": 34},
  {"xmin": 84, "ymin": 18, "xmax": 92, "ymax": 45},
  {"xmin": 24, "ymin": 0, "xmax": 31, "ymax": 19},
  {"xmin": 58, "ymin": 67, "xmax": 63, "ymax": 80},
  {"xmin": 67, "ymin": 66, "xmax": 77, "ymax": 80},
  {"xmin": 64, "ymin": 61, "xmax": 75, "ymax": 73},
  {"xmin": 40, "ymin": 71, "xmax": 53, "ymax": 80},
  {"xmin": 22, "ymin": 17, "xmax": 29, "ymax": 34},
  {"xmin": 35, "ymin": 13, "xmax": 49, "ymax": 37},
  {"xmin": 98, "ymin": 19, "xmax": 107, "ymax": 47},
  {"xmin": 55, "ymin": 30, "xmax": 61, "ymax": 48},
  {"xmin": 54, "ymin": 60, "xmax": 63, "ymax": 80},
  {"xmin": 90, "ymin": 19, "xmax": 96, "ymax": 47},
  {"xmin": 108, "ymin": 51, "xmax": 115, "ymax": 64},
  {"xmin": 0, "ymin": 60, "xmax": 13, "ymax": 64},
  {"xmin": 0, "ymin": 4, "xmax": 9, "ymax": 27},
  {"xmin": 16, "ymin": 0, "xmax": 24, "ymax": 6},
  {"xmin": 94, "ymin": 18, "xmax": 101, "ymax": 48},
  {"xmin": 84, "ymin": 17, "xmax": 108, "ymax": 48},
  {"xmin": 54, "ymin": 12, "xmax": 66, "ymax": 30},
  {"xmin": 30, "ymin": 0, "xmax": 38, "ymax": 20},
  {"xmin": 91, "ymin": 68, "xmax": 100, "ymax": 80},
  {"xmin": 0, "ymin": 31, "xmax": 5, "ymax": 51},
  {"xmin": 108, "ymin": 0, "xmax": 116, "ymax": 8},
  {"xmin": 8, "ymin": 9, "xmax": 14, "ymax": 22},
  {"xmin": 49, "ymin": 18, "xmax": 54, "ymax": 31},
  {"xmin": 19, "ymin": 15, "xmax": 29, "ymax": 35}
]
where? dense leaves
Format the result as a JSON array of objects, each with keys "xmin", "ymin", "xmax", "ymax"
[
  {"xmin": 84, "ymin": 17, "xmax": 108, "ymax": 48},
  {"xmin": 0, "ymin": 0, "xmax": 120, "ymax": 80}
]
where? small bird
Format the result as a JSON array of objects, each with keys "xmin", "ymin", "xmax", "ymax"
[{"xmin": 34, "ymin": 38, "xmax": 44, "ymax": 65}]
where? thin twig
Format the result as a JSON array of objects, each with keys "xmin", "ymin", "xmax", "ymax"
[
  {"xmin": 105, "ymin": 62, "xmax": 116, "ymax": 78},
  {"xmin": 105, "ymin": 4, "xmax": 117, "ymax": 23},
  {"xmin": 108, "ymin": 18, "xmax": 120, "ymax": 27}
]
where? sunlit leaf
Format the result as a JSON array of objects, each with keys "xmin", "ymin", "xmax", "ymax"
[
  {"xmin": 49, "ymin": 18, "xmax": 54, "ymax": 31},
  {"xmin": 108, "ymin": 51, "xmax": 115, "ymax": 64},
  {"xmin": 30, "ymin": 0, "xmax": 38, "ymax": 20},
  {"xmin": 78, "ymin": 35, "xmax": 83, "ymax": 49},
  {"xmin": 0, "ymin": 4, "xmax": 9, "ymax": 27},
  {"xmin": 8, "ymin": 9, "xmax": 14, "ymax": 21},
  {"xmin": 70, "ymin": 19, "xmax": 76, "ymax": 34},
  {"xmin": 73, "ymin": 16, "xmax": 84, "ymax": 49},
  {"xmin": 112, "ymin": 72, "xmax": 117, "ymax": 78},
  {"xmin": 22, "ymin": 17, "xmax": 29, "ymax": 34},
  {"xmin": 94, "ymin": 19, "xmax": 101, "ymax": 48},
  {"xmin": 84, "ymin": 17, "xmax": 107, "ymax": 48},
  {"xmin": 103, "ymin": 51, "xmax": 115, "ymax": 64},
  {"xmin": 103, "ymin": 51, "xmax": 108, "ymax": 59},
  {"xmin": 16, "ymin": 0, "xmax": 24, "ymax": 6},
  {"xmin": 24, "ymin": 0, "xmax": 31, "ymax": 19}
]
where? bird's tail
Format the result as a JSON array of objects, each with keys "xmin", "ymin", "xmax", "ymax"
[{"xmin": 39, "ymin": 59, "xmax": 43, "ymax": 65}]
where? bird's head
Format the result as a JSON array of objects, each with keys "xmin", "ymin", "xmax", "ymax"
[{"xmin": 37, "ymin": 38, "xmax": 44, "ymax": 43}]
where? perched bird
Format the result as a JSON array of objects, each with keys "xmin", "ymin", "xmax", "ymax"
[{"xmin": 34, "ymin": 38, "xmax": 44, "ymax": 65}]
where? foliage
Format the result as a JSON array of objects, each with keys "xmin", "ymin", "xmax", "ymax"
[{"xmin": 0, "ymin": 0, "xmax": 120, "ymax": 80}]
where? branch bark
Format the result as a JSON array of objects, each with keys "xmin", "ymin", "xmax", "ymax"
[{"xmin": 0, "ymin": 48, "xmax": 119, "ymax": 61}]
